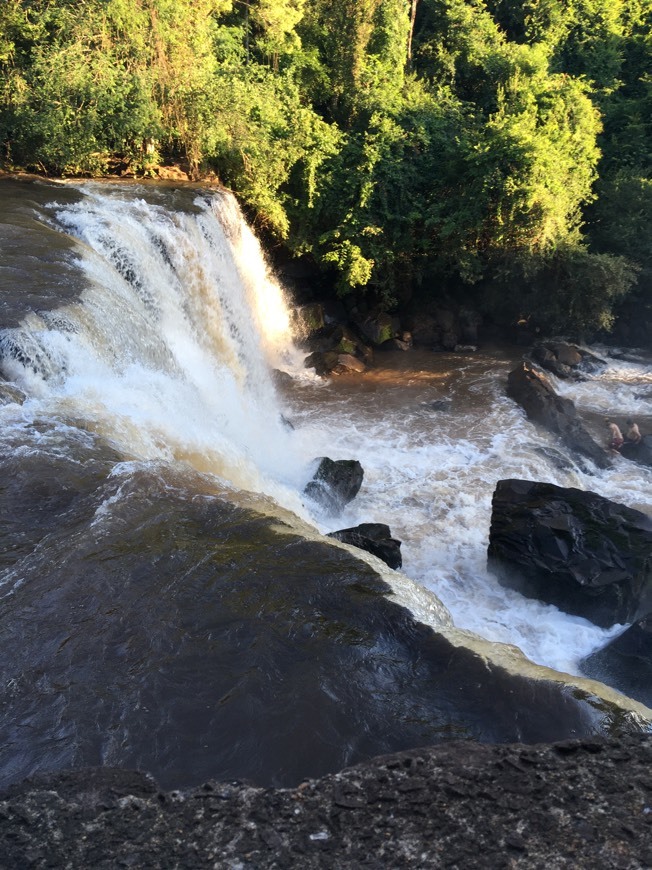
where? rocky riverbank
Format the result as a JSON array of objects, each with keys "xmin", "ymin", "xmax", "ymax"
[{"xmin": 2, "ymin": 735, "xmax": 652, "ymax": 868}]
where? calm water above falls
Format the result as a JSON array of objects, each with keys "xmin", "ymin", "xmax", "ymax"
[{"xmin": 1, "ymin": 177, "xmax": 651, "ymax": 750}]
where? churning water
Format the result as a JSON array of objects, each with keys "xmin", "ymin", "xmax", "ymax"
[{"xmin": 1, "ymin": 178, "xmax": 651, "ymax": 690}]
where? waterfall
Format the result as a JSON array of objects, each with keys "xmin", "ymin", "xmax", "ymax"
[{"xmin": 0, "ymin": 183, "xmax": 306, "ymax": 504}]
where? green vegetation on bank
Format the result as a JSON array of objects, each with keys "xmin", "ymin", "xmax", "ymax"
[{"xmin": 1, "ymin": 0, "xmax": 650, "ymax": 336}]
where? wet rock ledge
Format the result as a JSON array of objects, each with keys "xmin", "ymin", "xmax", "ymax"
[{"xmin": 3, "ymin": 736, "xmax": 652, "ymax": 869}]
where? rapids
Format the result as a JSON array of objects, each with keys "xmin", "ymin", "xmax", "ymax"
[
  {"xmin": 1, "ymin": 178, "xmax": 651, "ymax": 675},
  {"xmin": 0, "ymin": 177, "xmax": 651, "ymax": 788}
]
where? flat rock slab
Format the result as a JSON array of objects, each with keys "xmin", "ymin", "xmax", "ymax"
[{"xmin": 2, "ymin": 736, "xmax": 652, "ymax": 868}]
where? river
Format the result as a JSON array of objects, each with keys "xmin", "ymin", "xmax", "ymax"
[{"xmin": 1, "ymin": 176, "xmax": 650, "ymax": 788}]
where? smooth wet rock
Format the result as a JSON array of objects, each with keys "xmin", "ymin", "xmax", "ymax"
[
  {"xmin": 507, "ymin": 362, "xmax": 611, "ymax": 469},
  {"xmin": 304, "ymin": 457, "xmax": 364, "ymax": 514},
  {"xmin": 304, "ymin": 350, "xmax": 366, "ymax": 376},
  {"xmin": 488, "ymin": 479, "xmax": 652, "ymax": 627},
  {"xmin": 327, "ymin": 523, "xmax": 402, "ymax": 569},
  {"xmin": 621, "ymin": 434, "xmax": 652, "ymax": 467},
  {"xmin": 582, "ymin": 616, "xmax": 652, "ymax": 709},
  {"xmin": 0, "ymin": 381, "xmax": 26, "ymax": 405},
  {"xmin": 1, "ymin": 465, "xmax": 638, "ymax": 796}
]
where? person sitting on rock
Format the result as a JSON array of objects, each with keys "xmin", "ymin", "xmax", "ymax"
[
  {"xmin": 606, "ymin": 420, "xmax": 624, "ymax": 451},
  {"xmin": 625, "ymin": 419, "xmax": 642, "ymax": 444}
]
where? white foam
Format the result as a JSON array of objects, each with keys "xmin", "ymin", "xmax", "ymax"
[
  {"xmin": 2, "ymin": 186, "xmax": 306, "ymax": 511},
  {"xmin": 287, "ymin": 351, "xmax": 652, "ymax": 676}
]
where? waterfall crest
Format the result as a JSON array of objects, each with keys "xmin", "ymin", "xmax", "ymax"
[{"xmin": 0, "ymin": 184, "xmax": 305, "ymax": 499}]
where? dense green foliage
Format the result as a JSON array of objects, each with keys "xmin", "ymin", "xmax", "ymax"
[{"xmin": 1, "ymin": 0, "xmax": 650, "ymax": 335}]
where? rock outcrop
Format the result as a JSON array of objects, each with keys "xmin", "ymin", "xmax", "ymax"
[
  {"xmin": 303, "ymin": 323, "xmax": 374, "ymax": 375},
  {"xmin": 530, "ymin": 341, "xmax": 606, "ymax": 380},
  {"xmin": 327, "ymin": 523, "xmax": 402, "ymax": 569},
  {"xmin": 2, "ymin": 736, "xmax": 652, "ymax": 868},
  {"xmin": 507, "ymin": 362, "xmax": 611, "ymax": 469},
  {"xmin": 488, "ymin": 479, "xmax": 652, "ymax": 628},
  {"xmin": 304, "ymin": 457, "xmax": 364, "ymax": 514}
]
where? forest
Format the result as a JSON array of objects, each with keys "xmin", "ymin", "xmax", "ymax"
[{"xmin": 0, "ymin": 0, "xmax": 650, "ymax": 337}]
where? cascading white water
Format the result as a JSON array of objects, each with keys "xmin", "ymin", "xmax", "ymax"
[
  {"xmin": 2, "ymin": 181, "xmax": 651, "ymax": 689},
  {"xmin": 0, "ymin": 184, "xmax": 308, "ymax": 511},
  {"xmin": 287, "ymin": 351, "xmax": 652, "ymax": 677}
]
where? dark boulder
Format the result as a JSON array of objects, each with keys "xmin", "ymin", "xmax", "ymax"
[
  {"xmin": 507, "ymin": 362, "xmax": 611, "ymax": 469},
  {"xmin": 331, "ymin": 353, "xmax": 366, "ymax": 374},
  {"xmin": 581, "ymin": 617, "xmax": 652, "ymax": 709},
  {"xmin": 381, "ymin": 337, "xmax": 412, "ymax": 352},
  {"xmin": 304, "ymin": 351, "xmax": 366, "ymax": 376},
  {"xmin": 620, "ymin": 434, "xmax": 652, "ymax": 468},
  {"xmin": 530, "ymin": 342, "xmax": 606, "ymax": 380},
  {"xmin": 327, "ymin": 523, "xmax": 402, "ymax": 569},
  {"xmin": 531, "ymin": 344, "xmax": 574, "ymax": 379},
  {"xmin": 303, "ymin": 323, "xmax": 373, "ymax": 374},
  {"xmin": 304, "ymin": 457, "xmax": 364, "ymax": 514},
  {"xmin": 358, "ymin": 312, "xmax": 396, "ymax": 346},
  {"xmin": 487, "ymin": 479, "xmax": 652, "ymax": 628},
  {"xmin": 409, "ymin": 314, "xmax": 440, "ymax": 346}
]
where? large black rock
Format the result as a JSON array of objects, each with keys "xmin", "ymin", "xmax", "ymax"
[
  {"xmin": 581, "ymin": 616, "xmax": 652, "ymax": 709},
  {"xmin": 327, "ymin": 522, "xmax": 402, "ymax": 569},
  {"xmin": 487, "ymin": 479, "xmax": 652, "ymax": 627},
  {"xmin": 0, "ymin": 465, "xmax": 636, "ymax": 794},
  {"xmin": 507, "ymin": 363, "xmax": 611, "ymax": 469},
  {"xmin": 304, "ymin": 457, "xmax": 364, "ymax": 514}
]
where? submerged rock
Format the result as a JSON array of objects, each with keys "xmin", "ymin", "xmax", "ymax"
[
  {"xmin": 424, "ymin": 397, "xmax": 453, "ymax": 413},
  {"xmin": 488, "ymin": 479, "xmax": 652, "ymax": 628},
  {"xmin": 621, "ymin": 434, "xmax": 652, "ymax": 468},
  {"xmin": 304, "ymin": 457, "xmax": 364, "ymax": 514},
  {"xmin": 582, "ymin": 617, "xmax": 652, "ymax": 709},
  {"xmin": 327, "ymin": 523, "xmax": 402, "ymax": 569},
  {"xmin": 507, "ymin": 362, "xmax": 611, "ymax": 469},
  {"xmin": 0, "ymin": 381, "xmax": 26, "ymax": 405}
]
